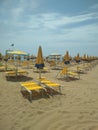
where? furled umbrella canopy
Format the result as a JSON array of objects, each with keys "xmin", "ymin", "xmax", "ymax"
[
  {"xmin": 35, "ymin": 46, "xmax": 44, "ymax": 79},
  {"xmin": 86, "ymin": 55, "xmax": 91, "ymax": 62},
  {"xmin": 63, "ymin": 51, "xmax": 70, "ymax": 64},
  {"xmin": 82, "ymin": 54, "xmax": 87, "ymax": 61},
  {"xmin": 35, "ymin": 46, "xmax": 44, "ymax": 69},
  {"xmin": 75, "ymin": 53, "xmax": 81, "ymax": 63}
]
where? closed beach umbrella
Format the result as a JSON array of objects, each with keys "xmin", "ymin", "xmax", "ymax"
[
  {"xmin": 63, "ymin": 51, "xmax": 70, "ymax": 64},
  {"xmin": 75, "ymin": 53, "xmax": 81, "ymax": 63},
  {"xmin": 35, "ymin": 46, "xmax": 44, "ymax": 79},
  {"xmin": 82, "ymin": 54, "xmax": 87, "ymax": 61}
]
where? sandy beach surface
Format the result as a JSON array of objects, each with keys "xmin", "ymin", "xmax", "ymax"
[{"xmin": 0, "ymin": 63, "xmax": 98, "ymax": 130}]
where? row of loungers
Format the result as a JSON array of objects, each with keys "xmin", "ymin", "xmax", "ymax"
[
  {"xmin": 5, "ymin": 70, "xmax": 28, "ymax": 79},
  {"xmin": 56, "ymin": 67, "xmax": 80, "ymax": 80},
  {"xmin": 20, "ymin": 78, "xmax": 62, "ymax": 102}
]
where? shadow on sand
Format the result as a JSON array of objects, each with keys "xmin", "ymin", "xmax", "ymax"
[{"xmin": 6, "ymin": 75, "xmax": 33, "ymax": 82}]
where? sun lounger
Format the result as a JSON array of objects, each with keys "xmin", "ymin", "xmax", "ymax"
[
  {"xmin": 21, "ymin": 61, "xmax": 33, "ymax": 69},
  {"xmin": 56, "ymin": 67, "xmax": 80, "ymax": 80},
  {"xmin": 20, "ymin": 82, "xmax": 46, "ymax": 101},
  {"xmin": 17, "ymin": 70, "xmax": 28, "ymax": 75},
  {"xmin": 5, "ymin": 69, "xmax": 28, "ymax": 78},
  {"xmin": 67, "ymin": 71, "xmax": 80, "ymax": 79},
  {"xmin": 0, "ymin": 66, "xmax": 6, "ymax": 71},
  {"xmin": 33, "ymin": 67, "xmax": 50, "ymax": 73},
  {"xmin": 38, "ymin": 78, "xmax": 61, "ymax": 94}
]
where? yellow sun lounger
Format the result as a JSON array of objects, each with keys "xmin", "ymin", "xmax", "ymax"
[
  {"xmin": 57, "ymin": 67, "xmax": 80, "ymax": 80},
  {"xmin": 67, "ymin": 71, "xmax": 80, "ymax": 79},
  {"xmin": 21, "ymin": 82, "xmax": 46, "ymax": 101},
  {"xmin": 5, "ymin": 70, "xmax": 28, "ymax": 78},
  {"xmin": 0, "ymin": 66, "xmax": 6, "ymax": 71},
  {"xmin": 38, "ymin": 78, "xmax": 61, "ymax": 93}
]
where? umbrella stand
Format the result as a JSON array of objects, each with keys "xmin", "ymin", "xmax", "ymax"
[
  {"xmin": 38, "ymin": 69, "xmax": 42, "ymax": 85},
  {"xmin": 39, "ymin": 69, "xmax": 41, "ymax": 79},
  {"xmin": 3, "ymin": 61, "xmax": 8, "ymax": 71},
  {"xmin": 14, "ymin": 59, "xmax": 19, "ymax": 79},
  {"xmin": 35, "ymin": 46, "xmax": 45, "ymax": 84}
]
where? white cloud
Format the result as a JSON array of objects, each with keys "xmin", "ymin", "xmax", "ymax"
[
  {"xmin": 52, "ymin": 23, "xmax": 98, "ymax": 43},
  {"xmin": 20, "ymin": 12, "xmax": 98, "ymax": 30},
  {"xmin": 3, "ymin": 11, "xmax": 97, "ymax": 46},
  {"xmin": 11, "ymin": 7, "xmax": 23, "ymax": 21},
  {"xmin": 0, "ymin": 0, "xmax": 40, "ymax": 24},
  {"xmin": 40, "ymin": 13, "xmax": 96, "ymax": 29},
  {"xmin": 91, "ymin": 3, "xmax": 98, "ymax": 9},
  {"xmin": 0, "ymin": 0, "xmax": 98, "ymax": 55},
  {"xmin": 1, "ymin": 0, "xmax": 98, "ymax": 31}
]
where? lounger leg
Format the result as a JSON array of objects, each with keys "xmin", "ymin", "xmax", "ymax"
[
  {"xmin": 29, "ymin": 91, "xmax": 32, "ymax": 102},
  {"xmin": 78, "ymin": 73, "xmax": 80, "ymax": 79},
  {"xmin": 59, "ymin": 86, "xmax": 61, "ymax": 93},
  {"xmin": 66, "ymin": 74, "xmax": 69, "ymax": 81}
]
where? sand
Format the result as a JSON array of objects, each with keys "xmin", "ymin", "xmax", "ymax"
[{"xmin": 0, "ymin": 63, "xmax": 98, "ymax": 130}]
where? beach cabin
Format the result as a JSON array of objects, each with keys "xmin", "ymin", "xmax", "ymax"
[{"xmin": 47, "ymin": 53, "xmax": 62, "ymax": 62}]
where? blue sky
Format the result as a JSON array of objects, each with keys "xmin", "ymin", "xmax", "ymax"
[{"xmin": 0, "ymin": 0, "xmax": 98, "ymax": 57}]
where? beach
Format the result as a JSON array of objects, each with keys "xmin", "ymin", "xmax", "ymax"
[{"xmin": 0, "ymin": 63, "xmax": 98, "ymax": 130}]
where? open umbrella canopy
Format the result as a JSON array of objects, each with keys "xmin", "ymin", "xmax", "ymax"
[
  {"xmin": 35, "ymin": 46, "xmax": 44, "ymax": 69},
  {"xmin": 7, "ymin": 50, "xmax": 27, "ymax": 55},
  {"xmin": 6, "ymin": 50, "xmax": 28, "ymax": 70}
]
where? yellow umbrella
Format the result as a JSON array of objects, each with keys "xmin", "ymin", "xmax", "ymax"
[
  {"xmin": 75, "ymin": 53, "xmax": 81, "ymax": 63},
  {"xmin": 35, "ymin": 46, "xmax": 44, "ymax": 79},
  {"xmin": 7, "ymin": 50, "xmax": 27, "ymax": 55},
  {"xmin": 82, "ymin": 54, "xmax": 87, "ymax": 61},
  {"xmin": 7, "ymin": 50, "xmax": 27, "ymax": 71},
  {"xmin": 63, "ymin": 51, "xmax": 70, "ymax": 64}
]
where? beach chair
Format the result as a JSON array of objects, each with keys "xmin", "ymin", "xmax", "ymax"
[
  {"xmin": 0, "ymin": 64, "xmax": 16, "ymax": 72},
  {"xmin": 57, "ymin": 67, "xmax": 80, "ymax": 80},
  {"xmin": 21, "ymin": 61, "xmax": 33, "ymax": 69},
  {"xmin": 20, "ymin": 82, "xmax": 46, "ymax": 101},
  {"xmin": 38, "ymin": 78, "xmax": 61, "ymax": 95},
  {"xmin": 17, "ymin": 70, "xmax": 28, "ymax": 76},
  {"xmin": 33, "ymin": 67, "xmax": 50, "ymax": 73},
  {"xmin": 77, "ymin": 63, "xmax": 91, "ymax": 73},
  {"xmin": 5, "ymin": 69, "xmax": 28, "ymax": 79},
  {"xmin": 42, "ymin": 67, "xmax": 50, "ymax": 72},
  {"xmin": 21, "ymin": 61, "xmax": 29, "ymax": 68},
  {"xmin": 0, "ymin": 66, "xmax": 6, "ymax": 71},
  {"xmin": 77, "ymin": 66, "xmax": 86, "ymax": 73}
]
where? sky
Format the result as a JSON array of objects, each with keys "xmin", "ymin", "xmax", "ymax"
[{"xmin": 0, "ymin": 0, "xmax": 98, "ymax": 57}]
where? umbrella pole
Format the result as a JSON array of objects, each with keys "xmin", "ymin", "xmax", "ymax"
[
  {"xmin": 38, "ymin": 69, "xmax": 42, "ymax": 85},
  {"xmin": 39, "ymin": 69, "xmax": 41, "ymax": 79},
  {"xmin": 5, "ymin": 61, "xmax": 7, "ymax": 71}
]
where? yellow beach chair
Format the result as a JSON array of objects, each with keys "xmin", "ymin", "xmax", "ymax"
[
  {"xmin": 57, "ymin": 67, "xmax": 80, "ymax": 80},
  {"xmin": 0, "ymin": 66, "xmax": 6, "ymax": 71},
  {"xmin": 5, "ymin": 69, "xmax": 28, "ymax": 79},
  {"xmin": 21, "ymin": 82, "xmax": 46, "ymax": 101},
  {"xmin": 38, "ymin": 78, "xmax": 61, "ymax": 94}
]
